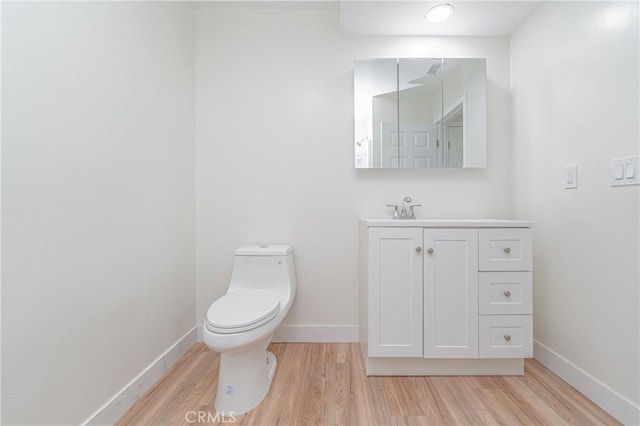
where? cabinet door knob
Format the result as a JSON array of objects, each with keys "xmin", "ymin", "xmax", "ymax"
[
  {"xmin": 503, "ymin": 290, "xmax": 512, "ymax": 298},
  {"xmin": 416, "ymin": 247, "xmax": 422, "ymax": 253},
  {"xmin": 427, "ymin": 248, "xmax": 434, "ymax": 254},
  {"xmin": 504, "ymin": 335, "xmax": 512, "ymax": 342},
  {"xmin": 503, "ymin": 247, "xmax": 511, "ymax": 254}
]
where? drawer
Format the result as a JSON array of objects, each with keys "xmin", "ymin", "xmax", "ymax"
[
  {"xmin": 479, "ymin": 228, "xmax": 532, "ymax": 271},
  {"xmin": 479, "ymin": 272, "xmax": 532, "ymax": 315},
  {"xmin": 479, "ymin": 315, "xmax": 532, "ymax": 358}
]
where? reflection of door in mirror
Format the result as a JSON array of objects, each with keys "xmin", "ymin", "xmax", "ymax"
[
  {"xmin": 381, "ymin": 122, "xmax": 438, "ymax": 167},
  {"xmin": 446, "ymin": 125, "xmax": 463, "ymax": 167},
  {"xmin": 443, "ymin": 103, "xmax": 464, "ymax": 167}
]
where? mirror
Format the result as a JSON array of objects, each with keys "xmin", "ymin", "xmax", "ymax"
[{"xmin": 354, "ymin": 58, "xmax": 487, "ymax": 168}]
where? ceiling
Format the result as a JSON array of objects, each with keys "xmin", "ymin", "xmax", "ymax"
[{"xmin": 340, "ymin": 1, "xmax": 542, "ymax": 36}]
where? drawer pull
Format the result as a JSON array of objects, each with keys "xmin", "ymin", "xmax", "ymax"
[
  {"xmin": 504, "ymin": 335, "xmax": 512, "ymax": 342},
  {"xmin": 416, "ymin": 247, "xmax": 422, "ymax": 253},
  {"xmin": 503, "ymin": 290, "xmax": 512, "ymax": 298},
  {"xmin": 503, "ymin": 247, "xmax": 511, "ymax": 254},
  {"xmin": 427, "ymin": 248, "xmax": 434, "ymax": 254}
]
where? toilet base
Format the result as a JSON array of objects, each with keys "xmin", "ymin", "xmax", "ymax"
[{"xmin": 214, "ymin": 339, "xmax": 277, "ymax": 416}]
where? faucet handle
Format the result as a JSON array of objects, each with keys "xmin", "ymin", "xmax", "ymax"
[
  {"xmin": 386, "ymin": 204, "xmax": 400, "ymax": 219},
  {"xmin": 407, "ymin": 204, "xmax": 421, "ymax": 219}
]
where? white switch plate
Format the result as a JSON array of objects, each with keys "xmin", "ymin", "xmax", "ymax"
[
  {"xmin": 611, "ymin": 156, "xmax": 639, "ymax": 186},
  {"xmin": 562, "ymin": 164, "xmax": 577, "ymax": 189}
]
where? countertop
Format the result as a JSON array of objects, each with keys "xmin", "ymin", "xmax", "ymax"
[{"xmin": 359, "ymin": 218, "xmax": 533, "ymax": 228}]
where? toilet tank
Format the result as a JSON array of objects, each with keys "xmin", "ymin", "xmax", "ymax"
[{"xmin": 228, "ymin": 245, "xmax": 296, "ymax": 295}]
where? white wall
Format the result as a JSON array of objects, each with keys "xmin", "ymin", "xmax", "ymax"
[
  {"xmin": 510, "ymin": 1, "xmax": 639, "ymax": 422},
  {"xmin": 195, "ymin": 5, "xmax": 512, "ymax": 330},
  {"xmin": 2, "ymin": 2, "xmax": 195, "ymax": 424}
]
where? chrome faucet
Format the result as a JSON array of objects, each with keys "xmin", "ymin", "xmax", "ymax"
[
  {"xmin": 387, "ymin": 196, "xmax": 421, "ymax": 219},
  {"xmin": 400, "ymin": 197, "xmax": 412, "ymax": 218}
]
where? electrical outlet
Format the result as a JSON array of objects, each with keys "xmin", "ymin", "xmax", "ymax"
[{"xmin": 562, "ymin": 164, "xmax": 578, "ymax": 189}]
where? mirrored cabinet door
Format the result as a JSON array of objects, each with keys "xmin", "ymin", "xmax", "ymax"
[
  {"xmin": 398, "ymin": 58, "xmax": 443, "ymax": 168},
  {"xmin": 354, "ymin": 59, "xmax": 397, "ymax": 169},
  {"xmin": 442, "ymin": 58, "xmax": 487, "ymax": 168}
]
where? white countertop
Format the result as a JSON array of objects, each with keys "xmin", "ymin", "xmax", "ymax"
[{"xmin": 359, "ymin": 218, "xmax": 533, "ymax": 228}]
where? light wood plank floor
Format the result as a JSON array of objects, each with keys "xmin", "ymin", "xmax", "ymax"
[{"xmin": 118, "ymin": 343, "xmax": 619, "ymax": 426}]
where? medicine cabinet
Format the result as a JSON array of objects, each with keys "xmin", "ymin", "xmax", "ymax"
[{"xmin": 354, "ymin": 58, "xmax": 487, "ymax": 169}]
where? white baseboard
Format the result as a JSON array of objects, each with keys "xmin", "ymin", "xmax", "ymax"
[
  {"xmin": 195, "ymin": 325, "xmax": 359, "ymax": 343},
  {"xmin": 83, "ymin": 327, "xmax": 198, "ymax": 426},
  {"xmin": 534, "ymin": 339, "xmax": 640, "ymax": 425}
]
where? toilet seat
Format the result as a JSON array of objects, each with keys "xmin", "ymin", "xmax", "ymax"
[{"xmin": 206, "ymin": 290, "xmax": 281, "ymax": 334}]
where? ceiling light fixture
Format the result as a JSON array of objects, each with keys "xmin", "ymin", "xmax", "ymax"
[{"xmin": 425, "ymin": 3, "xmax": 455, "ymax": 23}]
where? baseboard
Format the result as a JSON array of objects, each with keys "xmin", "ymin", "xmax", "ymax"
[
  {"xmin": 83, "ymin": 327, "xmax": 198, "ymax": 425},
  {"xmin": 534, "ymin": 339, "xmax": 640, "ymax": 425},
  {"xmin": 195, "ymin": 325, "xmax": 359, "ymax": 343}
]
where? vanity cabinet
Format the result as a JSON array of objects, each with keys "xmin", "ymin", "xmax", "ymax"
[{"xmin": 359, "ymin": 219, "xmax": 533, "ymax": 376}]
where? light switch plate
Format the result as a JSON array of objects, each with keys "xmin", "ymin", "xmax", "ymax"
[
  {"xmin": 562, "ymin": 164, "xmax": 577, "ymax": 189},
  {"xmin": 611, "ymin": 156, "xmax": 639, "ymax": 186}
]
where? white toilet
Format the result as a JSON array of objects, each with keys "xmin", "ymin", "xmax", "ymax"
[{"xmin": 202, "ymin": 245, "xmax": 296, "ymax": 416}]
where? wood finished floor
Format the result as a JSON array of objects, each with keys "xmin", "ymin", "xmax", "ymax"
[{"xmin": 118, "ymin": 343, "xmax": 619, "ymax": 426}]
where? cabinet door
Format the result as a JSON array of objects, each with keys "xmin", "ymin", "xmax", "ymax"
[
  {"xmin": 424, "ymin": 229, "xmax": 478, "ymax": 358},
  {"xmin": 368, "ymin": 227, "xmax": 423, "ymax": 357}
]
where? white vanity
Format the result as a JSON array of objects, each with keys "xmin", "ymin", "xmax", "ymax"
[{"xmin": 359, "ymin": 219, "xmax": 533, "ymax": 376}]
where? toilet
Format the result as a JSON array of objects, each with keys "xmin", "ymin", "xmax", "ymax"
[{"xmin": 202, "ymin": 245, "xmax": 296, "ymax": 416}]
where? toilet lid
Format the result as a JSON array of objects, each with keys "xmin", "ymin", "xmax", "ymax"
[{"xmin": 206, "ymin": 290, "xmax": 281, "ymax": 334}]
